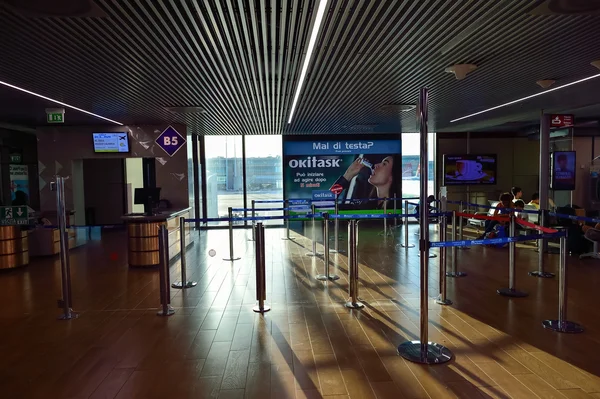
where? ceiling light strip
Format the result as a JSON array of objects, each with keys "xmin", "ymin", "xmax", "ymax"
[
  {"xmin": 0, "ymin": 80, "xmax": 123, "ymax": 125},
  {"xmin": 287, "ymin": 0, "xmax": 329, "ymax": 124},
  {"xmin": 450, "ymin": 72, "xmax": 600, "ymax": 123}
]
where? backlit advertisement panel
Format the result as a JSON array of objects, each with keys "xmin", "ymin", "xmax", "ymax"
[{"xmin": 283, "ymin": 137, "xmax": 402, "ymax": 212}]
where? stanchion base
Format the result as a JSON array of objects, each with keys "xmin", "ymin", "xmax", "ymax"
[
  {"xmin": 418, "ymin": 253, "xmax": 437, "ymax": 258},
  {"xmin": 252, "ymin": 305, "xmax": 271, "ymax": 313},
  {"xmin": 223, "ymin": 257, "xmax": 242, "ymax": 261},
  {"xmin": 157, "ymin": 306, "xmax": 176, "ymax": 316},
  {"xmin": 446, "ymin": 272, "xmax": 467, "ymax": 278},
  {"xmin": 401, "ymin": 244, "xmax": 415, "ymax": 248},
  {"xmin": 345, "ymin": 300, "xmax": 364, "ymax": 309},
  {"xmin": 58, "ymin": 311, "xmax": 79, "ymax": 320},
  {"xmin": 497, "ymin": 288, "xmax": 528, "ymax": 298},
  {"xmin": 305, "ymin": 253, "xmax": 323, "ymax": 257},
  {"xmin": 435, "ymin": 296, "xmax": 453, "ymax": 306},
  {"xmin": 316, "ymin": 274, "xmax": 340, "ymax": 281},
  {"xmin": 528, "ymin": 271, "xmax": 555, "ymax": 278},
  {"xmin": 542, "ymin": 320, "xmax": 584, "ymax": 333},
  {"xmin": 397, "ymin": 341, "xmax": 453, "ymax": 364},
  {"xmin": 172, "ymin": 281, "xmax": 198, "ymax": 289}
]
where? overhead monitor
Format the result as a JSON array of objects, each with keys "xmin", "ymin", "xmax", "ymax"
[
  {"xmin": 93, "ymin": 132, "xmax": 130, "ymax": 153},
  {"xmin": 443, "ymin": 154, "xmax": 497, "ymax": 186}
]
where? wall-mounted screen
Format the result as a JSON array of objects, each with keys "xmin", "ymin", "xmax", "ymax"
[
  {"xmin": 93, "ymin": 132, "xmax": 130, "ymax": 153},
  {"xmin": 551, "ymin": 151, "xmax": 576, "ymax": 190},
  {"xmin": 443, "ymin": 154, "xmax": 497, "ymax": 186},
  {"xmin": 283, "ymin": 136, "xmax": 402, "ymax": 211}
]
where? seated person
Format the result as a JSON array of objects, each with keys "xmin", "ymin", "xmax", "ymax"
[
  {"xmin": 479, "ymin": 192, "xmax": 513, "ymax": 239},
  {"xmin": 528, "ymin": 192, "xmax": 556, "ymax": 210},
  {"xmin": 511, "ymin": 186, "xmax": 523, "ymax": 201},
  {"xmin": 514, "ymin": 199, "xmax": 526, "ymax": 231},
  {"xmin": 556, "ymin": 206, "xmax": 589, "ymax": 254}
]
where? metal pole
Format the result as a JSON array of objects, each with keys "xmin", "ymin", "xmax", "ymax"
[
  {"xmin": 224, "ymin": 207, "xmax": 241, "ymax": 261},
  {"xmin": 172, "ymin": 217, "xmax": 197, "ymax": 289},
  {"xmin": 282, "ymin": 200, "xmax": 293, "ymax": 241},
  {"xmin": 56, "ymin": 176, "xmax": 77, "ymax": 320},
  {"xmin": 436, "ymin": 214, "xmax": 452, "ymax": 305},
  {"xmin": 543, "ymin": 234, "xmax": 583, "ymax": 333},
  {"xmin": 458, "ymin": 201, "xmax": 469, "ymax": 250},
  {"xmin": 497, "ymin": 213, "xmax": 528, "ymax": 297},
  {"xmin": 530, "ymin": 209, "xmax": 555, "ymax": 278},
  {"xmin": 334, "ymin": 195, "xmax": 339, "ymax": 252},
  {"xmin": 253, "ymin": 223, "xmax": 271, "ymax": 313},
  {"xmin": 446, "ymin": 210, "xmax": 467, "ymax": 277},
  {"xmin": 157, "ymin": 225, "xmax": 175, "ymax": 316},
  {"xmin": 401, "ymin": 201, "xmax": 414, "ymax": 248},
  {"xmin": 383, "ymin": 198, "xmax": 388, "ymax": 236},
  {"xmin": 250, "ymin": 200, "xmax": 256, "ymax": 241},
  {"xmin": 306, "ymin": 204, "xmax": 322, "ymax": 256},
  {"xmin": 398, "ymin": 87, "xmax": 452, "ymax": 364},
  {"xmin": 317, "ymin": 213, "xmax": 339, "ymax": 281},
  {"xmin": 345, "ymin": 220, "xmax": 363, "ymax": 309}
]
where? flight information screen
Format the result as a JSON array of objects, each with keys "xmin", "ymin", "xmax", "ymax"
[{"xmin": 93, "ymin": 132, "xmax": 130, "ymax": 153}]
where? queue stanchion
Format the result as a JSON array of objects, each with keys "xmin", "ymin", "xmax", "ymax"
[
  {"xmin": 249, "ymin": 200, "xmax": 256, "ymax": 242},
  {"xmin": 253, "ymin": 222, "xmax": 271, "ymax": 313},
  {"xmin": 223, "ymin": 207, "xmax": 241, "ymax": 261},
  {"xmin": 393, "ymin": 193, "xmax": 398, "ymax": 228},
  {"xmin": 172, "ymin": 217, "xmax": 197, "ymax": 289},
  {"xmin": 316, "ymin": 213, "xmax": 339, "ymax": 281},
  {"xmin": 332, "ymin": 194, "xmax": 345, "ymax": 254},
  {"xmin": 55, "ymin": 176, "xmax": 78, "ymax": 320},
  {"xmin": 382, "ymin": 198, "xmax": 388, "ymax": 236},
  {"xmin": 281, "ymin": 201, "xmax": 294, "ymax": 241},
  {"xmin": 306, "ymin": 204, "xmax": 322, "ymax": 257},
  {"xmin": 157, "ymin": 225, "xmax": 175, "ymax": 316},
  {"xmin": 398, "ymin": 87, "xmax": 452, "ymax": 364},
  {"xmin": 446, "ymin": 210, "xmax": 467, "ymax": 277},
  {"xmin": 345, "ymin": 220, "xmax": 364, "ymax": 309},
  {"xmin": 530, "ymin": 209, "xmax": 555, "ymax": 278},
  {"xmin": 457, "ymin": 201, "xmax": 469, "ymax": 250},
  {"xmin": 497, "ymin": 213, "xmax": 528, "ymax": 298},
  {"xmin": 543, "ymin": 232, "xmax": 583, "ymax": 333},
  {"xmin": 401, "ymin": 201, "xmax": 414, "ymax": 248},
  {"xmin": 436, "ymin": 215, "xmax": 452, "ymax": 306}
]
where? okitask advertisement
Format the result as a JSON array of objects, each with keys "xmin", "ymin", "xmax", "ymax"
[{"xmin": 283, "ymin": 138, "xmax": 402, "ymax": 213}]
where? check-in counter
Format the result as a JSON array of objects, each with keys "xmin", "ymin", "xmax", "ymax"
[
  {"xmin": 122, "ymin": 208, "xmax": 191, "ymax": 268},
  {"xmin": 0, "ymin": 226, "xmax": 28, "ymax": 269},
  {"xmin": 29, "ymin": 211, "xmax": 77, "ymax": 257}
]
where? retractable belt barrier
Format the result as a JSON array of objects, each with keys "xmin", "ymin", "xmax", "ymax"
[
  {"xmin": 232, "ymin": 206, "xmax": 310, "ymax": 212},
  {"xmin": 448, "ymin": 200, "xmax": 541, "ymax": 215},
  {"xmin": 184, "ymin": 212, "xmax": 423, "ymax": 224},
  {"xmin": 549, "ymin": 212, "xmax": 600, "ymax": 224},
  {"xmin": 251, "ymin": 197, "xmax": 421, "ymax": 205},
  {"xmin": 430, "ymin": 231, "xmax": 566, "ymax": 248}
]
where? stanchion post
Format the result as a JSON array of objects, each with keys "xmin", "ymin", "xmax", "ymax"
[
  {"xmin": 401, "ymin": 201, "xmax": 415, "ymax": 248},
  {"xmin": 224, "ymin": 207, "xmax": 241, "ymax": 261},
  {"xmin": 249, "ymin": 200, "xmax": 256, "ymax": 241},
  {"xmin": 172, "ymin": 217, "xmax": 197, "ymax": 289},
  {"xmin": 458, "ymin": 201, "xmax": 469, "ymax": 250},
  {"xmin": 345, "ymin": 220, "xmax": 363, "ymax": 309},
  {"xmin": 55, "ymin": 176, "xmax": 78, "ymax": 320},
  {"xmin": 530, "ymin": 209, "xmax": 555, "ymax": 278},
  {"xmin": 447, "ymin": 210, "xmax": 467, "ymax": 277},
  {"xmin": 393, "ymin": 193, "xmax": 397, "ymax": 227},
  {"xmin": 543, "ymin": 233, "xmax": 583, "ymax": 333},
  {"xmin": 306, "ymin": 204, "xmax": 322, "ymax": 257},
  {"xmin": 398, "ymin": 87, "xmax": 452, "ymax": 364},
  {"xmin": 497, "ymin": 213, "xmax": 528, "ymax": 298},
  {"xmin": 317, "ymin": 213, "xmax": 339, "ymax": 281},
  {"xmin": 281, "ymin": 200, "xmax": 294, "ymax": 241},
  {"xmin": 157, "ymin": 225, "xmax": 175, "ymax": 316},
  {"xmin": 436, "ymin": 214, "xmax": 452, "ymax": 305},
  {"xmin": 253, "ymin": 223, "xmax": 271, "ymax": 313},
  {"xmin": 383, "ymin": 198, "xmax": 388, "ymax": 236}
]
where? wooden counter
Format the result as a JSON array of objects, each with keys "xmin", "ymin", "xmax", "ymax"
[
  {"xmin": 0, "ymin": 226, "xmax": 28, "ymax": 269},
  {"xmin": 122, "ymin": 208, "xmax": 191, "ymax": 267}
]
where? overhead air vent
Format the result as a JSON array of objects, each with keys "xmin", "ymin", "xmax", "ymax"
[
  {"xmin": 529, "ymin": 0, "xmax": 600, "ymax": 15},
  {"xmin": 2, "ymin": 0, "xmax": 106, "ymax": 17}
]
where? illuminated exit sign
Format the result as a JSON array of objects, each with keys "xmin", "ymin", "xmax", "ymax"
[{"xmin": 46, "ymin": 108, "xmax": 65, "ymax": 123}]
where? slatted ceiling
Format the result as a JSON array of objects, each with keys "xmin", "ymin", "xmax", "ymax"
[{"xmin": 1, "ymin": 1, "xmax": 600, "ymax": 134}]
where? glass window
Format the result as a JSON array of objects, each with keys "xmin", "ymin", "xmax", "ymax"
[
  {"xmin": 245, "ymin": 136, "xmax": 283, "ymax": 225},
  {"xmin": 205, "ymin": 136, "xmax": 243, "ymax": 226},
  {"xmin": 401, "ymin": 132, "xmax": 436, "ymax": 200}
]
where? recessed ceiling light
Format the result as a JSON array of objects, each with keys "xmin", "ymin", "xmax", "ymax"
[
  {"xmin": 380, "ymin": 104, "xmax": 416, "ymax": 113},
  {"xmin": 536, "ymin": 79, "xmax": 556, "ymax": 89},
  {"xmin": 0, "ymin": 79, "xmax": 123, "ymax": 125},
  {"xmin": 445, "ymin": 64, "xmax": 478, "ymax": 80},
  {"xmin": 287, "ymin": 0, "xmax": 329, "ymax": 124},
  {"xmin": 450, "ymin": 72, "xmax": 600, "ymax": 123}
]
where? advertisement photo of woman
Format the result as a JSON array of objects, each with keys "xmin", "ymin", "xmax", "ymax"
[{"xmin": 329, "ymin": 154, "xmax": 402, "ymax": 210}]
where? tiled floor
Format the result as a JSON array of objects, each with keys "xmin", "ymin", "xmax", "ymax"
[{"xmin": 0, "ymin": 223, "xmax": 599, "ymax": 398}]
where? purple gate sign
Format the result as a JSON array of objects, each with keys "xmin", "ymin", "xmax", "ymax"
[{"xmin": 156, "ymin": 125, "xmax": 186, "ymax": 157}]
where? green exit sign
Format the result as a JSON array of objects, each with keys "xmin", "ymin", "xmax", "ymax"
[{"xmin": 47, "ymin": 113, "xmax": 64, "ymax": 123}]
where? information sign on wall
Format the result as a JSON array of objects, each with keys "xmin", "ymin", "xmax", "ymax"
[
  {"xmin": 9, "ymin": 165, "xmax": 29, "ymax": 203},
  {"xmin": 156, "ymin": 125, "xmax": 186, "ymax": 156},
  {"xmin": 550, "ymin": 114, "xmax": 574, "ymax": 128}
]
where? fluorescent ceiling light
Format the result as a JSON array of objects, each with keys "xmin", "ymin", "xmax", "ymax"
[
  {"xmin": 287, "ymin": 0, "xmax": 329, "ymax": 124},
  {"xmin": 0, "ymin": 80, "xmax": 123, "ymax": 125},
  {"xmin": 450, "ymin": 72, "xmax": 600, "ymax": 123}
]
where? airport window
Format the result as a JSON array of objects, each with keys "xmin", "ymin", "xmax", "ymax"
[{"xmin": 401, "ymin": 133, "xmax": 436, "ymax": 200}]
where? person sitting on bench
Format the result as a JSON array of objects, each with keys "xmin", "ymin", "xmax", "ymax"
[{"xmin": 478, "ymin": 192, "xmax": 513, "ymax": 239}]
